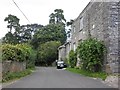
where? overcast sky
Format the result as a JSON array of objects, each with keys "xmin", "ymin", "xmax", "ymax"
[{"xmin": 0, "ymin": 0, "xmax": 91, "ymax": 38}]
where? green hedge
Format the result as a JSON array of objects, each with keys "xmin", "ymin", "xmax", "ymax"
[
  {"xmin": 2, "ymin": 44, "xmax": 36, "ymax": 68},
  {"xmin": 2, "ymin": 44, "xmax": 25, "ymax": 62},
  {"xmin": 16, "ymin": 44, "xmax": 36, "ymax": 68}
]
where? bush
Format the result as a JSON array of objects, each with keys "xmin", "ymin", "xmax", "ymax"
[
  {"xmin": 2, "ymin": 44, "xmax": 36, "ymax": 68},
  {"xmin": 77, "ymin": 38, "xmax": 106, "ymax": 72},
  {"xmin": 15, "ymin": 44, "xmax": 36, "ymax": 68},
  {"xmin": 64, "ymin": 57, "xmax": 69, "ymax": 66},
  {"xmin": 68, "ymin": 50, "xmax": 77, "ymax": 68},
  {"xmin": 2, "ymin": 44, "xmax": 25, "ymax": 62}
]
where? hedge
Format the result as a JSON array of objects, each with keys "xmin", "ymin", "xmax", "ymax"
[
  {"xmin": 2, "ymin": 44, "xmax": 25, "ymax": 62},
  {"xmin": 2, "ymin": 44, "xmax": 36, "ymax": 68}
]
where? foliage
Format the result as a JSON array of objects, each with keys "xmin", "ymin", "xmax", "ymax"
[
  {"xmin": 64, "ymin": 57, "xmax": 69, "ymax": 66},
  {"xmin": 2, "ymin": 68, "xmax": 34, "ymax": 82},
  {"xmin": 77, "ymin": 38, "xmax": 106, "ymax": 72},
  {"xmin": 66, "ymin": 19, "xmax": 74, "ymax": 26},
  {"xmin": 2, "ymin": 44, "xmax": 25, "ymax": 62},
  {"xmin": 19, "ymin": 24, "xmax": 43, "ymax": 43},
  {"xmin": 49, "ymin": 9, "xmax": 66, "ymax": 24},
  {"xmin": 68, "ymin": 50, "xmax": 77, "ymax": 68},
  {"xmin": 16, "ymin": 44, "xmax": 36, "ymax": 68},
  {"xmin": 3, "ymin": 14, "xmax": 21, "ymax": 44},
  {"xmin": 3, "ymin": 14, "xmax": 43, "ymax": 44},
  {"xmin": 4, "ymin": 14, "xmax": 20, "ymax": 33},
  {"xmin": 31, "ymin": 24, "xmax": 67, "ymax": 49},
  {"xmin": 67, "ymin": 68, "xmax": 108, "ymax": 80},
  {"xmin": 37, "ymin": 41, "xmax": 61, "ymax": 66},
  {"xmin": 2, "ymin": 44, "xmax": 36, "ymax": 68}
]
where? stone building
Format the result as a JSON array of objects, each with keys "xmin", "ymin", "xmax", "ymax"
[
  {"xmin": 58, "ymin": 0, "xmax": 120, "ymax": 74},
  {"xmin": 58, "ymin": 41, "xmax": 71, "ymax": 61}
]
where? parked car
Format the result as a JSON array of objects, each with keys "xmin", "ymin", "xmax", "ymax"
[{"xmin": 56, "ymin": 60, "xmax": 67, "ymax": 69}]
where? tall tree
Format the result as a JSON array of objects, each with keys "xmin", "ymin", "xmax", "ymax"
[
  {"xmin": 49, "ymin": 13, "xmax": 55, "ymax": 24},
  {"xmin": 49, "ymin": 9, "xmax": 66, "ymax": 25},
  {"xmin": 66, "ymin": 19, "xmax": 74, "ymax": 39},
  {"xmin": 3, "ymin": 14, "xmax": 20, "ymax": 44},
  {"xmin": 4, "ymin": 14, "xmax": 20, "ymax": 33},
  {"xmin": 20, "ymin": 24, "xmax": 43, "ymax": 43},
  {"xmin": 67, "ymin": 19, "xmax": 74, "ymax": 26}
]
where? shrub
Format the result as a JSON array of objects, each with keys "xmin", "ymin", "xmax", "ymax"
[
  {"xmin": 2, "ymin": 44, "xmax": 25, "ymax": 62},
  {"xmin": 2, "ymin": 44, "xmax": 36, "ymax": 68},
  {"xmin": 16, "ymin": 44, "xmax": 36, "ymax": 68},
  {"xmin": 77, "ymin": 38, "xmax": 106, "ymax": 72},
  {"xmin": 68, "ymin": 50, "xmax": 77, "ymax": 68},
  {"xmin": 64, "ymin": 57, "xmax": 69, "ymax": 66}
]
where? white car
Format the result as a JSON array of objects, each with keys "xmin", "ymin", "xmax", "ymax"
[{"xmin": 56, "ymin": 61, "xmax": 67, "ymax": 69}]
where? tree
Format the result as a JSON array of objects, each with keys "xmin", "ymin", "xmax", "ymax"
[
  {"xmin": 4, "ymin": 14, "xmax": 20, "ymax": 33},
  {"xmin": 49, "ymin": 9, "xmax": 66, "ymax": 25},
  {"xmin": 31, "ymin": 24, "xmax": 67, "ymax": 49},
  {"xmin": 37, "ymin": 41, "xmax": 61, "ymax": 66},
  {"xmin": 3, "ymin": 14, "xmax": 20, "ymax": 44},
  {"xmin": 66, "ymin": 19, "xmax": 74, "ymax": 38},
  {"xmin": 20, "ymin": 24, "xmax": 43, "ymax": 43},
  {"xmin": 66, "ymin": 19, "xmax": 74, "ymax": 26},
  {"xmin": 49, "ymin": 13, "xmax": 55, "ymax": 24}
]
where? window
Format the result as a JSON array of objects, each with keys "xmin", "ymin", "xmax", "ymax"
[
  {"xmin": 92, "ymin": 24, "xmax": 95, "ymax": 29},
  {"xmin": 73, "ymin": 25, "xmax": 75, "ymax": 33},
  {"xmin": 73, "ymin": 43, "xmax": 76, "ymax": 51},
  {"xmin": 80, "ymin": 17, "xmax": 83, "ymax": 30}
]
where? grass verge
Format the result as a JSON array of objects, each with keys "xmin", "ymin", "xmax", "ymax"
[
  {"xmin": 66, "ymin": 68, "xmax": 108, "ymax": 80},
  {"xmin": 2, "ymin": 68, "xmax": 35, "ymax": 83}
]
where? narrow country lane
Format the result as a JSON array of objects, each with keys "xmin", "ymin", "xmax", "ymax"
[{"xmin": 3, "ymin": 67, "xmax": 112, "ymax": 88}]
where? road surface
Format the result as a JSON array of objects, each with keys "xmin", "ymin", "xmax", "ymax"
[{"xmin": 3, "ymin": 67, "xmax": 112, "ymax": 88}]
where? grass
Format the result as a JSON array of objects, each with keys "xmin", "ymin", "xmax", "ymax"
[
  {"xmin": 66, "ymin": 68, "xmax": 108, "ymax": 80},
  {"xmin": 2, "ymin": 67, "xmax": 35, "ymax": 83}
]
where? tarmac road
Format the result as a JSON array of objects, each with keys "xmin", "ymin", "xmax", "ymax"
[{"xmin": 3, "ymin": 67, "xmax": 112, "ymax": 88}]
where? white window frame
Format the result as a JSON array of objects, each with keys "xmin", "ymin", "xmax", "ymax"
[
  {"xmin": 73, "ymin": 43, "xmax": 76, "ymax": 51},
  {"xmin": 80, "ymin": 17, "xmax": 83, "ymax": 30}
]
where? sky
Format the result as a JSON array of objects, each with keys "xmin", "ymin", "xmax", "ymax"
[{"xmin": 0, "ymin": 0, "xmax": 91, "ymax": 38}]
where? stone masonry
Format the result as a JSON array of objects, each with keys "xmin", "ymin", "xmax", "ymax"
[{"xmin": 58, "ymin": 0, "xmax": 120, "ymax": 74}]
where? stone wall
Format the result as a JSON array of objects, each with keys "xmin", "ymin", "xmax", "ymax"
[
  {"xmin": 104, "ymin": 2, "xmax": 119, "ymax": 74},
  {"xmin": 2, "ymin": 61, "xmax": 26, "ymax": 75},
  {"xmin": 58, "ymin": 45, "xmax": 66, "ymax": 60}
]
